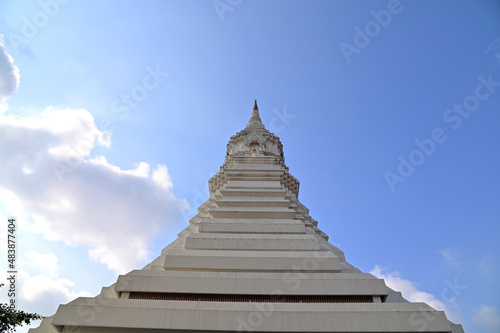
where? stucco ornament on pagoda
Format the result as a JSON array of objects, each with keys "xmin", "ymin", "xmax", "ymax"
[{"xmin": 226, "ymin": 100, "xmax": 284, "ymax": 162}]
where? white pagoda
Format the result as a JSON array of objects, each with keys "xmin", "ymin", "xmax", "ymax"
[{"xmin": 31, "ymin": 101, "xmax": 464, "ymax": 333}]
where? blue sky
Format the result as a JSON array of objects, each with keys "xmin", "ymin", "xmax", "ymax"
[{"xmin": 0, "ymin": 0, "xmax": 499, "ymax": 332}]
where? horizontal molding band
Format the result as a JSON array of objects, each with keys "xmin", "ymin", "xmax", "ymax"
[{"xmin": 129, "ymin": 292, "xmax": 373, "ymax": 303}]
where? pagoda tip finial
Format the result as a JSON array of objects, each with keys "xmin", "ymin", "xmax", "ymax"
[{"xmin": 246, "ymin": 99, "xmax": 264, "ymax": 129}]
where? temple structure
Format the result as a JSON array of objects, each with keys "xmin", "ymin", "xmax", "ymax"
[{"xmin": 31, "ymin": 101, "xmax": 464, "ymax": 332}]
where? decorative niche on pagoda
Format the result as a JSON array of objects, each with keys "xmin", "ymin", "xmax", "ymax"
[
  {"xmin": 225, "ymin": 100, "xmax": 285, "ymax": 159},
  {"xmin": 29, "ymin": 101, "xmax": 463, "ymax": 333}
]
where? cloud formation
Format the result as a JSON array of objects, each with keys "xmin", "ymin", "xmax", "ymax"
[
  {"xmin": 370, "ymin": 265, "xmax": 445, "ymax": 310},
  {"xmin": 438, "ymin": 248, "xmax": 460, "ymax": 266},
  {"xmin": 0, "ymin": 34, "xmax": 20, "ymax": 105},
  {"xmin": 19, "ymin": 252, "xmax": 92, "ymax": 315},
  {"xmin": 473, "ymin": 305, "xmax": 500, "ymax": 333},
  {"xmin": 0, "ymin": 254, "xmax": 91, "ymax": 318},
  {"xmin": 0, "ymin": 106, "xmax": 189, "ymax": 273},
  {"xmin": 370, "ymin": 265, "xmax": 465, "ymax": 325}
]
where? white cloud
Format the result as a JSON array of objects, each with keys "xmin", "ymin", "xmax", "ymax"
[
  {"xmin": 439, "ymin": 248, "xmax": 460, "ymax": 266},
  {"xmin": 89, "ymin": 156, "xmax": 150, "ymax": 178},
  {"xmin": 0, "ymin": 188, "xmax": 24, "ymax": 217},
  {"xmin": 0, "ymin": 106, "xmax": 111, "ymax": 160},
  {"xmin": 0, "ymin": 102, "xmax": 8, "ymax": 114},
  {"xmin": 1, "ymin": 254, "xmax": 91, "ymax": 318},
  {"xmin": 371, "ymin": 265, "xmax": 445, "ymax": 310},
  {"xmin": 370, "ymin": 265, "xmax": 464, "ymax": 324},
  {"xmin": 22, "ymin": 251, "xmax": 61, "ymax": 279},
  {"xmin": 152, "ymin": 164, "xmax": 174, "ymax": 190},
  {"xmin": 0, "ymin": 106, "xmax": 189, "ymax": 274},
  {"xmin": 473, "ymin": 305, "xmax": 500, "ymax": 333},
  {"xmin": 20, "ymin": 272, "xmax": 91, "ymax": 308},
  {"xmin": 0, "ymin": 34, "xmax": 20, "ymax": 105}
]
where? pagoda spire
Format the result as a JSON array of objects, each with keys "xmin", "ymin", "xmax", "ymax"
[{"xmin": 246, "ymin": 99, "xmax": 264, "ymax": 129}]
